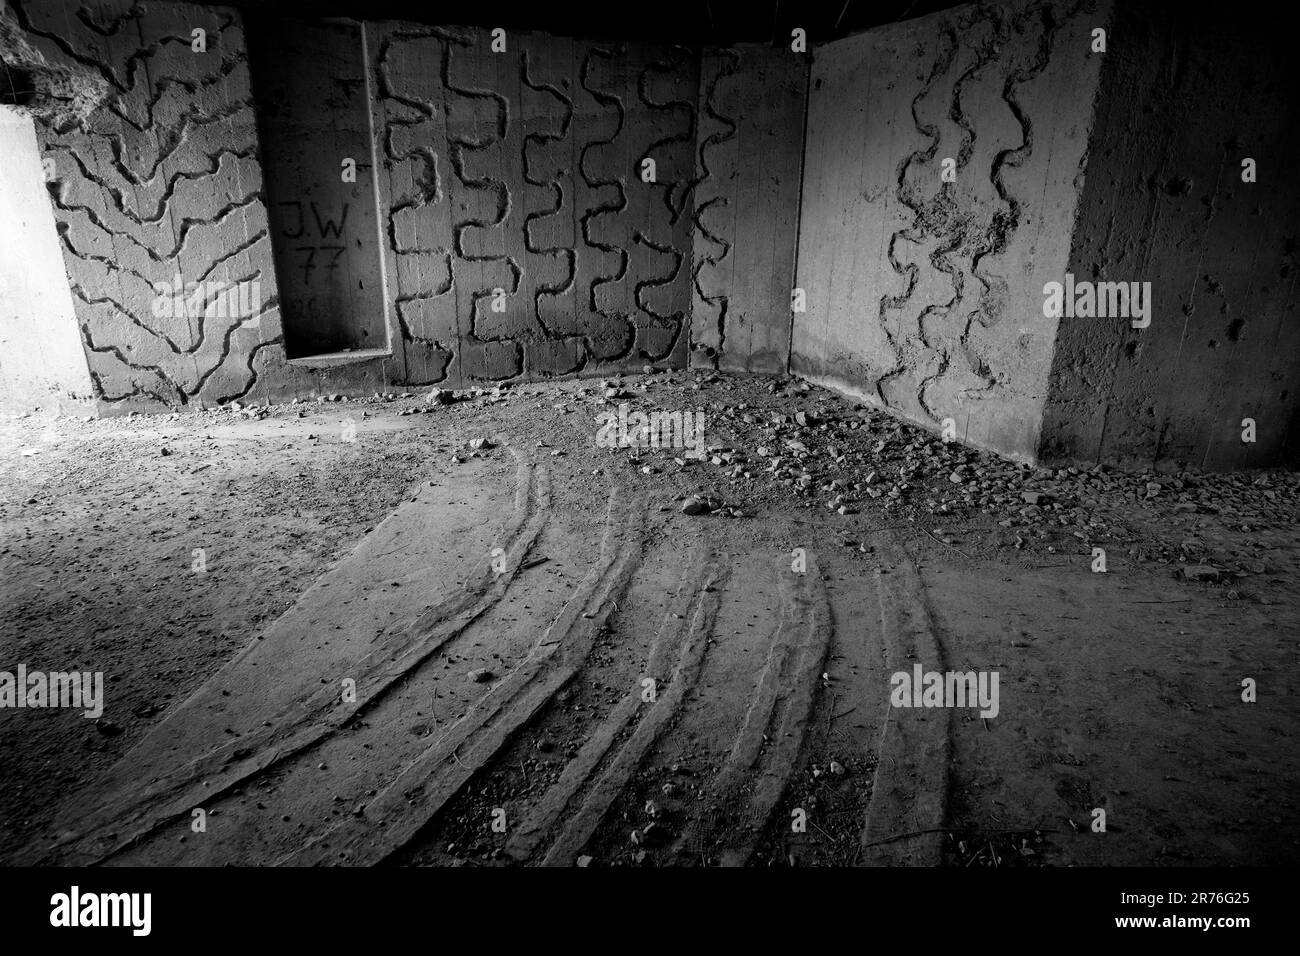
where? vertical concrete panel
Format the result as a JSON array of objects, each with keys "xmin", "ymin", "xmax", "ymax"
[
  {"xmin": 690, "ymin": 45, "xmax": 807, "ymax": 375},
  {"xmin": 371, "ymin": 23, "xmax": 459, "ymax": 386},
  {"xmin": 519, "ymin": 33, "xmax": 585, "ymax": 377},
  {"xmin": 0, "ymin": 108, "xmax": 95, "ymax": 412},
  {"xmin": 371, "ymin": 28, "xmax": 696, "ymax": 385},
  {"xmin": 625, "ymin": 43, "xmax": 694, "ymax": 365},
  {"xmin": 14, "ymin": 0, "xmax": 324, "ymax": 410},
  {"xmin": 791, "ymin": 0, "xmax": 1106, "ymax": 462},
  {"xmin": 1041, "ymin": 2, "xmax": 1300, "ymax": 469}
]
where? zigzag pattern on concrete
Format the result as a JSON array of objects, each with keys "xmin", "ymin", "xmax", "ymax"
[{"xmin": 17, "ymin": 0, "xmax": 293, "ymax": 409}]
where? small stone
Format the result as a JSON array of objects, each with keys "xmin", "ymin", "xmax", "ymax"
[
  {"xmin": 681, "ymin": 497, "xmax": 709, "ymax": 516},
  {"xmin": 576, "ymin": 855, "xmax": 593, "ymax": 867},
  {"xmin": 467, "ymin": 668, "xmax": 494, "ymax": 683}
]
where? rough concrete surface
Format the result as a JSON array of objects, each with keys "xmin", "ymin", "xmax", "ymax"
[
  {"xmin": 14, "ymin": 0, "xmax": 325, "ymax": 413},
  {"xmin": 5, "ymin": 0, "xmax": 1295, "ymax": 476},
  {"xmin": 371, "ymin": 24, "xmax": 698, "ymax": 385},
  {"xmin": 10, "ymin": 2, "xmax": 703, "ymax": 411},
  {"xmin": 1040, "ymin": 1, "xmax": 1300, "ymax": 470},
  {"xmin": 690, "ymin": 44, "xmax": 807, "ymax": 375},
  {"xmin": 0, "ymin": 0, "xmax": 107, "ymax": 124},
  {"xmin": 792, "ymin": 0, "xmax": 1107, "ymax": 462}
]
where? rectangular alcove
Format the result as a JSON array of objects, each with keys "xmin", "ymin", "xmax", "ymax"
[{"xmin": 248, "ymin": 17, "xmax": 392, "ymax": 361}]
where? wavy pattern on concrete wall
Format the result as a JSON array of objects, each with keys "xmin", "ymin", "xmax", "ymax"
[
  {"xmin": 793, "ymin": 0, "xmax": 1101, "ymax": 460},
  {"xmin": 690, "ymin": 46, "xmax": 807, "ymax": 375},
  {"xmin": 373, "ymin": 27, "xmax": 697, "ymax": 385},
  {"xmin": 15, "ymin": 0, "xmax": 294, "ymax": 409}
]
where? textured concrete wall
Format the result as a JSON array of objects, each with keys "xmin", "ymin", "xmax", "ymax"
[
  {"xmin": 1040, "ymin": 3, "xmax": 1300, "ymax": 469},
  {"xmin": 9, "ymin": 3, "xmax": 700, "ymax": 409},
  {"xmin": 690, "ymin": 45, "xmax": 807, "ymax": 375},
  {"xmin": 12, "ymin": 0, "xmax": 321, "ymax": 411},
  {"xmin": 791, "ymin": 0, "xmax": 1106, "ymax": 461},
  {"xmin": 371, "ymin": 25, "xmax": 697, "ymax": 385},
  {"xmin": 0, "ymin": 107, "xmax": 96, "ymax": 413}
]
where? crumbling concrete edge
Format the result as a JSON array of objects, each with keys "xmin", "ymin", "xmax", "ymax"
[{"xmin": 0, "ymin": 0, "xmax": 108, "ymax": 125}]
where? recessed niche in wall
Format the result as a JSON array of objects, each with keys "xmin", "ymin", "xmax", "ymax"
[{"xmin": 249, "ymin": 17, "xmax": 390, "ymax": 360}]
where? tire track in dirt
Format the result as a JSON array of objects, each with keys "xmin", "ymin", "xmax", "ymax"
[
  {"xmin": 751, "ymin": 554, "xmax": 885, "ymax": 865},
  {"xmin": 499, "ymin": 551, "xmax": 713, "ymax": 861},
  {"xmin": 34, "ymin": 453, "xmax": 552, "ymax": 865},
  {"xmin": 280, "ymin": 486, "xmax": 646, "ymax": 865},
  {"xmin": 670, "ymin": 551, "xmax": 832, "ymax": 865},
  {"xmin": 567, "ymin": 549, "xmax": 791, "ymax": 865},
  {"xmin": 859, "ymin": 551, "xmax": 951, "ymax": 865},
  {"xmin": 532, "ymin": 551, "xmax": 722, "ymax": 865}
]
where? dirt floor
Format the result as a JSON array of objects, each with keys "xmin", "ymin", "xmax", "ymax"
[{"xmin": 1, "ymin": 369, "xmax": 1297, "ymax": 866}]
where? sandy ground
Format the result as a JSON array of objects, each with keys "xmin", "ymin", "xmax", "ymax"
[{"xmin": 1, "ymin": 369, "xmax": 1296, "ymax": 866}]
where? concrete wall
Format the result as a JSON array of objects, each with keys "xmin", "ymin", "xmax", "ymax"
[
  {"xmin": 371, "ymin": 25, "xmax": 697, "ymax": 385},
  {"xmin": 0, "ymin": 107, "xmax": 96, "ymax": 413},
  {"xmin": 1039, "ymin": 2, "xmax": 1300, "ymax": 469},
  {"xmin": 12, "ymin": 0, "xmax": 319, "ymax": 411},
  {"xmin": 9, "ymin": 2, "xmax": 701, "ymax": 410},
  {"xmin": 791, "ymin": 0, "xmax": 1106, "ymax": 461},
  {"xmin": 690, "ymin": 44, "xmax": 807, "ymax": 375}
]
